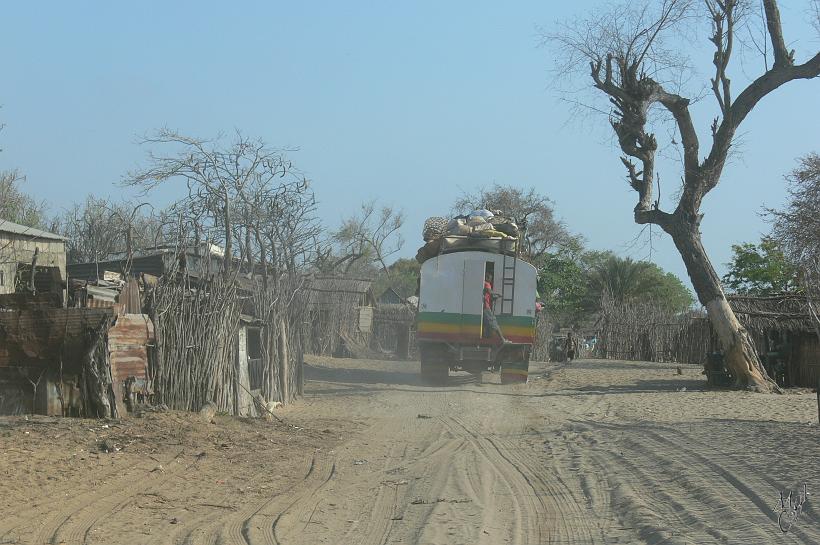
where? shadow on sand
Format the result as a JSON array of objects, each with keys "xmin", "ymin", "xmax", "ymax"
[
  {"xmin": 303, "ymin": 359, "xmax": 709, "ymax": 398},
  {"xmin": 305, "ymin": 362, "xmax": 474, "ymax": 391}
]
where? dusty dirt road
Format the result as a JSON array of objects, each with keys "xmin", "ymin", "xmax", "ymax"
[{"xmin": 1, "ymin": 357, "xmax": 818, "ymax": 544}]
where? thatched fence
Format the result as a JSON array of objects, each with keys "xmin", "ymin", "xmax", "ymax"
[
  {"xmin": 146, "ymin": 277, "xmax": 242, "ymax": 413},
  {"xmin": 302, "ymin": 276, "xmax": 374, "ymax": 357},
  {"xmin": 146, "ymin": 274, "xmax": 308, "ymax": 414},
  {"xmin": 596, "ymin": 293, "xmax": 820, "ymax": 387},
  {"xmin": 250, "ymin": 276, "xmax": 309, "ymax": 403},
  {"xmin": 596, "ymin": 299, "xmax": 713, "ymax": 365},
  {"xmin": 371, "ymin": 304, "xmax": 416, "ymax": 359}
]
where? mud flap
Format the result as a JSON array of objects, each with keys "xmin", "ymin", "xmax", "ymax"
[
  {"xmin": 500, "ymin": 360, "xmax": 529, "ymax": 384},
  {"xmin": 496, "ymin": 344, "xmax": 531, "ymax": 384}
]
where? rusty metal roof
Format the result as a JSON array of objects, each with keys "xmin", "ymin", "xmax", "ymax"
[
  {"xmin": 306, "ymin": 276, "xmax": 373, "ymax": 295},
  {"xmin": 0, "ymin": 219, "xmax": 66, "ymax": 241},
  {"xmin": 0, "ymin": 308, "xmax": 114, "ymax": 369}
]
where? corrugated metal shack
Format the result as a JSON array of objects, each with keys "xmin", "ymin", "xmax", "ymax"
[
  {"xmin": 303, "ymin": 276, "xmax": 375, "ymax": 357},
  {"xmin": 0, "ymin": 304, "xmax": 114, "ymax": 416},
  {"xmin": 0, "ymin": 289, "xmax": 155, "ymax": 417},
  {"xmin": 0, "ymin": 240, "xmax": 156, "ymax": 418},
  {"xmin": 0, "ymin": 220, "xmax": 67, "ymax": 297},
  {"xmin": 0, "ymin": 223, "xmax": 151, "ymax": 417},
  {"xmin": 66, "ymin": 243, "xmax": 225, "ymax": 285},
  {"xmin": 70, "ymin": 245, "xmax": 304, "ymax": 416}
]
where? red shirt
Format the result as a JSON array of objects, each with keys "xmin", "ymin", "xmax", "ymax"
[{"xmin": 483, "ymin": 281, "xmax": 493, "ymax": 309}]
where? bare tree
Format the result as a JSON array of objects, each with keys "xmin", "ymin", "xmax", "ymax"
[
  {"xmin": 242, "ymin": 175, "xmax": 321, "ymax": 282},
  {"xmin": 549, "ymin": 0, "xmax": 820, "ymax": 390},
  {"xmin": 769, "ymin": 152, "xmax": 820, "ymax": 333},
  {"xmin": 0, "ymin": 127, "xmax": 53, "ymax": 281},
  {"xmin": 55, "ymin": 196, "xmax": 165, "ymax": 265},
  {"xmin": 319, "ymin": 201, "xmax": 405, "ymax": 276},
  {"xmin": 126, "ymin": 129, "xmax": 317, "ymax": 280},
  {"xmin": 0, "ymin": 170, "xmax": 49, "ymax": 228},
  {"xmin": 452, "ymin": 184, "xmax": 580, "ymax": 260}
]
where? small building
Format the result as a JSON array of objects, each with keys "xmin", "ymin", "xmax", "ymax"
[
  {"xmin": 66, "ymin": 243, "xmax": 225, "ymax": 285},
  {"xmin": 377, "ymin": 287, "xmax": 405, "ymax": 305},
  {"xmin": 68, "ymin": 245, "xmax": 311, "ymax": 415},
  {"xmin": 0, "ymin": 220, "xmax": 66, "ymax": 296},
  {"xmin": 728, "ymin": 294, "xmax": 820, "ymax": 388},
  {"xmin": 303, "ymin": 276, "xmax": 375, "ymax": 356},
  {"xmin": 0, "ymin": 301, "xmax": 153, "ymax": 417},
  {"xmin": 371, "ymin": 303, "xmax": 416, "ymax": 360}
]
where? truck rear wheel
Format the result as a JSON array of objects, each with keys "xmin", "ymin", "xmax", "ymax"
[
  {"xmin": 420, "ymin": 358, "xmax": 449, "ymax": 384},
  {"xmin": 419, "ymin": 343, "xmax": 449, "ymax": 384}
]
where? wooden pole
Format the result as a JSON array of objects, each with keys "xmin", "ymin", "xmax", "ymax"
[
  {"xmin": 280, "ymin": 319, "xmax": 290, "ymax": 404},
  {"xmin": 28, "ymin": 247, "xmax": 39, "ymax": 295}
]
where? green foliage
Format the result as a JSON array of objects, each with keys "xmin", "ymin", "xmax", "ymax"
[
  {"xmin": 537, "ymin": 251, "xmax": 694, "ymax": 325},
  {"xmin": 722, "ymin": 237, "xmax": 799, "ymax": 294},
  {"xmin": 373, "ymin": 258, "xmax": 420, "ymax": 300},
  {"xmin": 536, "ymin": 251, "xmax": 589, "ymax": 324},
  {"xmin": 586, "ymin": 254, "xmax": 694, "ymax": 312},
  {"xmin": 650, "ymin": 271, "xmax": 697, "ymax": 312}
]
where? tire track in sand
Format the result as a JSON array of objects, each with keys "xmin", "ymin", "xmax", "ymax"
[
  {"xmin": 438, "ymin": 415, "xmax": 540, "ymax": 545},
  {"xmin": 208, "ymin": 453, "xmax": 336, "ymax": 545},
  {"xmin": 36, "ymin": 450, "xmax": 188, "ymax": 545},
  {"xmin": 612, "ymin": 422, "xmax": 818, "ymax": 544},
  {"xmin": 291, "ymin": 408, "xmax": 445, "ymax": 545},
  {"xmin": 484, "ymin": 433, "xmax": 608, "ymax": 544},
  {"xmin": 0, "ymin": 455, "xmax": 179, "ymax": 544}
]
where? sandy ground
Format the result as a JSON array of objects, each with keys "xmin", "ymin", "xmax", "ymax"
[{"xmin": 0, "ymin": 357, "xmax": 818, "ymax": 544}]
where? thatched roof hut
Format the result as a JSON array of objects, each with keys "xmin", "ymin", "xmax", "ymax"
[
  {"xmin": 728, "ymin": 294, "xmax": 818, "ymax": 334},
  {"xmin": 377, "ymin": 287, "xmax": 406, "ymax": 305},
  {"xmin": 303, "ymin": 276, "xmax": 375, "ymax": 356},
  {"xmin": 373, "ymin": 303, "xmax": 416, "ymax": 323},
  {"xmin": 727, "ymin": 293, "xmax": 820, "ymax": 388},
  {"xmin": 370, "ymin": 302, "xmax": 418, "ymax": 360},
  {"xmin": 305, "ymin": 276, "xmax": 375, "ymax": 306}
]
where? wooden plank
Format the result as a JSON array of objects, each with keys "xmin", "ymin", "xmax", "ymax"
[{"xmin": 358, "ymin": 306, "xmax": 374, "ymax": 333}]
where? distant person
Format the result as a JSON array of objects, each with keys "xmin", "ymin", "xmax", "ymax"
[
  {"xmin": 483, "ymin": 272, "xmax": 511, "ymax": 345},
  {"xmin": 564, "ymin": 331, "xmax": 579, "ymax": 362}
]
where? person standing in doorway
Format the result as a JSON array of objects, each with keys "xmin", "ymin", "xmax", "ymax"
[
  {"xmin": 564, "ymin": 331, "xmax": 579, "ymax": 362},
  {"xmin": 483, "ymin": 272, "xmax": 511, "ymax": 345}
]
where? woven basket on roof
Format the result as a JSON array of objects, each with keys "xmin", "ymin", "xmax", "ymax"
[{"xmin": 422, "ymin": 216, "xmax": 448, "ymax": 242}]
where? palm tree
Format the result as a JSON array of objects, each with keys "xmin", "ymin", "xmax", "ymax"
[{"xmin": 587, "ymin": 256, "xmax": 661, "ymax": 305}]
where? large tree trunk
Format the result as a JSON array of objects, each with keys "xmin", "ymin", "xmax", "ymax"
[{"xmin": 666, "ymin": 219, "xmax": 777, "ymax": 392}]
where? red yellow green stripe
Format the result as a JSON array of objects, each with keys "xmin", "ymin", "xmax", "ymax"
[{"xmin": 417, "ymin": 312, "xmax": 535, "ymax": 344}]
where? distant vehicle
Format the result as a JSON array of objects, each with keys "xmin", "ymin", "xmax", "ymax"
[{"xmin": 416, "ymin": 237, "xmax": 538, "ymax": 383}]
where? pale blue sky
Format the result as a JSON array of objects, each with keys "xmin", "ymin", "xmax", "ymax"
[{"xmin": 1, "ymin": 2, "xmax": 818, "ymax": 288}]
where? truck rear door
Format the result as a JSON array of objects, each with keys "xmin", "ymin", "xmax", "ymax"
[{"xmin": 462, "ymin": 260, "xmax": 486, "ymax": 339}]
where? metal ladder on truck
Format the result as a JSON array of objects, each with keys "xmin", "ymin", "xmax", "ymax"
[{"xmin": 499, "ymin": 239, "xmax": 517, "ymax": 315}]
